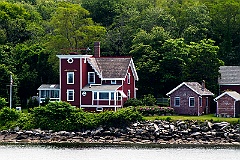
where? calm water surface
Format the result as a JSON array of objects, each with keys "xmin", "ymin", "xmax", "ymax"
[{"xmin": 0, "ymin": 143, "xmax": 240, "ymax": 160}]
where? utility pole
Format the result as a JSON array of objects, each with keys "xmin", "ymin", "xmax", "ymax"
[{"xmin": 7, "ymin": 73, "xmax": 16, "ymax": 109}]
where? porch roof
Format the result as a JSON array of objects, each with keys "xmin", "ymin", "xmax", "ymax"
[
  {"xmin": 38, "ymin": 84, "xmax": 60, "ymax": 90},
  {"xmin": 82, "ymin": 84, "xmax": 121, "ymax": 91}
]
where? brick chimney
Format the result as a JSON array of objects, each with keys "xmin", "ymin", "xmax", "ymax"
[
  {"xmin": 201, "ymin": 80, "xmax": 205, "ymax": 91},
  {"xmin": 94, "ymin": 42, "xmax": 100, "ymax": 57}
]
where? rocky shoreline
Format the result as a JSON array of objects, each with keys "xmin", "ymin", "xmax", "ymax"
[{"xmin": 1, "ymin": 120, "xmax": 240, "ymax": 145}]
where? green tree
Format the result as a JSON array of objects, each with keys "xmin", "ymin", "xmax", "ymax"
[
  {"xmin": 0, "ymin": 1, "xmax": 42, "ymax": 44},
  {"xmin": 0, "ymin": 97, "xmax": 7, "ymax": 109},
  {"xmin": 82, "ymin": 0, "xmax": 121, "ymax": 26},
  {"xmin": 204, "ymin": 0, "xmax": 240, "ymax": 65},
  {"xmin": 130, "ymin": 27, "xmax": 171, "ymax": 97},
  {"xmin": 47, "ymin": 2, "xmax": 106, "ymax": 52},
  {"xmin": 183, "ymin": 39, "xmax": 224, "ymax": 93},
  {"xmin": 13, "ymin": 43, "xmax": 57, "ymax": 107}
]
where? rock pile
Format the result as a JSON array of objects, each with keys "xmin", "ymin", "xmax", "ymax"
[{"xmin": 0, "ymin": 120, "xmax": 240, "ymax": 145}]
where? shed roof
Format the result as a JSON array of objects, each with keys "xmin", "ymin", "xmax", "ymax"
[
  {"xmin": 214, "ymin": 91, "xmax": 240, "ymax": 101},
  {"xmin": 166, "ymin": 82, "xmax": 214, "ymax": 96},
  {"xmin": 219, "ymin": 66, "xmax": 240, "ymax": 85}
]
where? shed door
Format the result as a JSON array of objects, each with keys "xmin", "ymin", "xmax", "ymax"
[{"xmin": 235, "ymin": 101, "xmax": 240, "ymax": 117}]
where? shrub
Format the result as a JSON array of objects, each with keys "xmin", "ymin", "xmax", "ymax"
[
  {"xmin": 32, "ymin": 101, "xmax": 77, "ymax": 131},
  {"xmin": 123, "ymin": 98, "xmax": 143, "ymax": 107},
  {"xmin": 0, "ymin": 107, "xmax": 20, "ymax": 129},
  {"xmin": 97, "ymin": 107, "xmax": 143, "ymax": 128},
  {"xmin": 0, "ymin": 97, "xmax": 7, "ymax": 109},
  {"xmin": 137, "ymin": 106, "xmax": 174, "ymax": 116},
  {"xmin": 16, "ymin": 113, "xmax": 35, "ymax": 130},
  {"xmin": 142, "ymin": 94, "xmax": 157, "ymax": 106}
]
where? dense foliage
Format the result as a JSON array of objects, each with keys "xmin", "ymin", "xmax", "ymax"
[
  {"xmin": 1, "ymin": 0, "xmax": 239, "ymax": 108},
  {"xmin": 32, "ymin": 101, "xmax": 143, "ymax": 131},
  {"xmin": 0, "ymin": 101, "xmax": 143, "ymax": 131},
  {"xmin": 137, "ymin": 106, "xmax": 174, "ymax": 116}
]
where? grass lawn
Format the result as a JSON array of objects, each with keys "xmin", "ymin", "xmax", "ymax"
[{"xmin": 144, "ymin": 114, "xmax": 240, "ymax": 124}]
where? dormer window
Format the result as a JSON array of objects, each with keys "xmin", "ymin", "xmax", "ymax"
[
  {"xmin": 67, "ymin": 72, "xmax": 74, "ymax": 84},
  {"xmin": 127, "ymin": 73, "xmax": 130, "ymax": 84},
  {"xmin": 88, "ymin": 72, "xmax": 95, "ymax": 84},
  {"xmin": 127, "ymin": 90, "xmax": 130, "ymax": 99},
  {"xmin": 111, "ymin": 80, "xmax": 116, "ymax": 84}
]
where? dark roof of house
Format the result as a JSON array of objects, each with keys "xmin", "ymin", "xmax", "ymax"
[
  {"xmin": 219, "ymin": 66, "xmax": 240, "ymax": 85},
  {"xmin": 88, "ymin": 57, "xmax": 138, "ymax": 80},
  {"xmin": 214, "ymin": 91, "xmax": 240, "ymax": 101},
  {"xmin": 38, "ymin": 84, "xmax": 60, "ymax": 90},
  {"xmin": 166, "ymin": 82, "xmax": 214, "ymax": 96}
]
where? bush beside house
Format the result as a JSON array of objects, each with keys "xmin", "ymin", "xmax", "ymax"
[{"xmin": 137, "ymin": 106, "xmax": 174, "ymax": 116}]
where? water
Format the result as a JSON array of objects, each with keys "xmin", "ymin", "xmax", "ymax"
[{"xmin": 0, "ymin": 143, "xmax": 240, "ymax": 160}]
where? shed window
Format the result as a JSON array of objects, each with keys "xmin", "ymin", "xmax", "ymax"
[
  {"xmin": 189, "ymin": 97, "xmax": 195, "ymax": 107},
  {"xmin": 174, "ymin": 97, "xmax": 180, "ymax": 107}
]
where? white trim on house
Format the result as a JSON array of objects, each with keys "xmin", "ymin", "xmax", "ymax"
[
  {"xmin": 220, "ymin": 84, "xmax": 240, "ymax": 85},
  {"xmin": 234, "ymin": 100, "xmax": 236, "ymax": 117},
  {"xmin": 101, "ymin": 78, "xmax": 125, "ymax": 80},
  {"xmin": 80, "ymin": 105, "xmax": 122, "ymax": 108},
  {"xmin": 129, "ymin": 58, "xmax": 139, "ymax": 81},
  {"xmin": 59, "ymin": 58, "xmax": 62, "ymax": 101},
  {"xmin": 56, "ymin": 55, "xmax": 92, "ymax": 59}
]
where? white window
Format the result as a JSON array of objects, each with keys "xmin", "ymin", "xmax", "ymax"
[
  {"xmin": 93, "ymin": 92, "xmax": 97, "ymax": 100},
  {"xmin": 174, "ymin": 97, "xmax": 180, "ymax": 107},
  {"xmin": 67, "ymin": 72, "xmax": 74, "ymax": 84},
  {"xmin": 111, "ymin": 80, "xmax": 116, "ymax": 84},
  {"xmin": 206, "ymin": 97, "xmax": 208, "ymax": 107},
  {"xmin": 127, "ymin": 73, "xmax": 130, "ymax": 84},
  {"xmin": 67, "ymin": 89, "xmax": 74, "ymax": 101},
  {"xmin": 199, "ymin": 97, "xmax": 202, "ymax": 106},
  {"xmin": 99, "ymin": 92, "xmax": 109, "ymax": 100},
  {"xmin": 117, "ymin": 92, "xmax": 121, "ymax": 100},
  {"xmin": 189, "ymin": 97, "xmax": 195, "ymax": 107},
  {"xmin": 111, "ymin": 92, "xmax": 114, "ymax": 100},
  {"xmin": 127, "ymin": 90, "xmax": 130, "ymax": 99},
  {"xmin": 88, "ymin": 72, "xmax": 95, "ymax": 84}
]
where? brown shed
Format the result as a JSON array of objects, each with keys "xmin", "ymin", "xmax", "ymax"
[
  {"xmin": 214, "ymin": 91, "xmax": 240, "ymax": 117},
  {"xmin": 166, "ymin": 81, "xmax": 214, "ymax": 116}
]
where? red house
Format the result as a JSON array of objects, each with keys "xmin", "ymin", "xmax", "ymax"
[
  {"xmin": 38, "ymin": 42, "xmax": 139, "ymax": 111},
  {"xmin": 166, "ymin": 81, "xmax": 214, "ymax": 116},
  {"xmin": 214, "ymin": 91, "xmax": 240, "ymax": 117}
]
